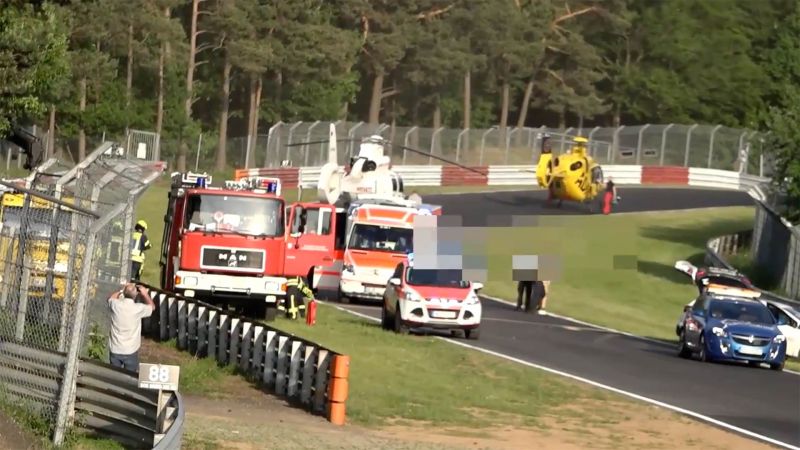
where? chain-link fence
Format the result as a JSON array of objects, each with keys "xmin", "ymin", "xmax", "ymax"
[
  {"xmin": 0, "ymin": 141, "xmax": 164, "ymax": 445},
  {"xmin": 223, "ymin": 121, "xmax": 768, "ymax": 176}
]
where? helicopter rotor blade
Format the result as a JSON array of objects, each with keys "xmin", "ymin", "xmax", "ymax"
[
  {"xmin": 284, "ymin": 138, "xmax": 355, "ymax": 147},
  {"xmin": 389, "ymin": 143, "xmax": 487, "ymax": 176}
]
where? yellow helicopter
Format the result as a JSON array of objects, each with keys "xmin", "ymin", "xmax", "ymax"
[{"xmin": 533, "ymin": 134, "xmax": 617, "ymax": 213}]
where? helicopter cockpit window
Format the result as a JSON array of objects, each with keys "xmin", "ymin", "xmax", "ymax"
[
  {"xmin": 569, "ymin": 161, "xmax": 583, "ymax": 171},
  {"xmin": 591, "ymin": 166, "xmax": 603, "ymax": 183}
]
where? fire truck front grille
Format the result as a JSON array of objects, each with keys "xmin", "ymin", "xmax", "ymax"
[{"xmin": 200, "ymin": 247, "xmax": 265, "ymax": 271}]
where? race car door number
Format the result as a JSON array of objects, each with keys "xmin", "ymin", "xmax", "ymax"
[
  {"xmin": 431, "ymin": 310, "xmax": 457, "ymax": 319},
  {"xmin": 738, "ymin": 346, "xmax": 762, "ymax": 356}
]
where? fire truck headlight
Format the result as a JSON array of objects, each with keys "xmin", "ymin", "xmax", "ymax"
[{"xmin": 182, "ymin": 276, "xmax": 198, "ymax": 287}]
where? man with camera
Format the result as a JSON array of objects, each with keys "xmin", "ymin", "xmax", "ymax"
[{"xmin": 107, "ymin": 282, "xmax": 155, "ymax": 373}]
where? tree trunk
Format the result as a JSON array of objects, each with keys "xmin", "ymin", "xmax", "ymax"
[
  {"xmin": 463, "ymin": 70, "xmax": 471, "ymax": 129},
  {"xmin": 558, "ymin": 111, "xmax": 566, "ymax": 129},
  {"xmin": 368, "ymin": 73, "xmax": 384, "ymax": 124},
  {"xmin": 251, "ymin": 76, "xmax": 263, "ymax": 167},
  {"xmin": 215, "ymin": 51, "xmax": 231, "ymax": 172},
  {"xmin": 432, "ymin": 98, "xmax": 442, "ymax": 156},
  {"xmin": 499, "ymin": 82, "xmax": 511, "ymax": 151},
  {"xmin": 47, "ymin": 105, "xmax": 56, "ymax": 159},
  {"xmin": 78, "ymin": 77, "xmax": 87, "ymax": 161},
  {"xmin": 433, "ymin": 100, "xmax": 441, "ymax": 130},
  {"xmin": 613, "ymin": 104, "xmax": 621, "ymax": 128},
  {"xmin": 517, "ymin": 79, "xmax": 534, "ymax": 128},
  {"xmin": 125, "ymin": 23, "xmax": 134, "ymax": 129},
  {"xmin": 244, "ymin": 74, "xmax": 257, "ymax": 168},
  {"xmin": 155, "ymin": 39, "xmax": 165, "ymax": 146},
  {"xmin": 180, "ymin": 0, "xmax": 201, "ymax": 172},
  {"xmin": 274, "ymin": 71, "xmax": 283, "ymax": 122}
]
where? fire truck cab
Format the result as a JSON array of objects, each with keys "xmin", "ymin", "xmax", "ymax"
[{"xmin": 160, "ymin": 172, "xmax": 340, "ymax": 320}]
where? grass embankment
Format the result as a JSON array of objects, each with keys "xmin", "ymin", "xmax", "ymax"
[{"xmin": 134, "ymin": 172, "xmax": 796, "ymax": 431}]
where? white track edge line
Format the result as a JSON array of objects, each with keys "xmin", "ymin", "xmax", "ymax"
[
  {"xmin": 319, "ymin": 300, "xmax": 800, "ymax": 450},
  {"xmin": 480, "ymin": 294, "xmax": 800, "ymax": 376}
]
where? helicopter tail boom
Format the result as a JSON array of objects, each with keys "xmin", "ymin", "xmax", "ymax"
[{"xmin": 327, "ymin": 123, "xmax": 337, "ymax": 165}]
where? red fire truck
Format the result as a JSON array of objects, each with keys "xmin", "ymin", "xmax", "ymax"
[{"xmin": 159, "ymin": 172, "xmax": 343, "ymax": 320}]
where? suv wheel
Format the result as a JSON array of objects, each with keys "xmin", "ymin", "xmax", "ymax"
[
  {"xmin": 393, "ymin": 303, "xmax": 408, "ymax": 335},
  {"xmin": 677, "ymin": 330, "xmax": 691, "ymax": 359}
]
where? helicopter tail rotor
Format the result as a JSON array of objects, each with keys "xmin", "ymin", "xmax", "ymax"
[
  {"xmin": 318, "ymin": 162, "xmax": 343, "ymax": 204},
  {"xmin": 536, "ymin": 152, "xmax": 554, "ymax": 188}
]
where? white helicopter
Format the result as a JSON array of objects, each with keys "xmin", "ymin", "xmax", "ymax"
[{"xmin": 285, "ymin": 124, "xmax": 485, "ymax": 208}]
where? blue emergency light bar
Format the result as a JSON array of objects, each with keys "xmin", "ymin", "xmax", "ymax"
[{"xmin": 181, "ymin": 172, "xmax": 212, "ymax": 188}]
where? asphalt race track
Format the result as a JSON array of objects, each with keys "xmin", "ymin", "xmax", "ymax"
[{"xmin": 337, "ymin": 186, "xmax": 800, "ymax": 448}]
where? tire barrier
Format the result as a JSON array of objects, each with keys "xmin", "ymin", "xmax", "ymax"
[{"xmin": 140, "ymin": 284, "xmax": 349, "ymax": 425}]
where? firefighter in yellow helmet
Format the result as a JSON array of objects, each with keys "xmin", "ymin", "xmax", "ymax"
[
  {"xmin": 278, "ymin": 276, "xmax": 314, "ymax": 320},
  {"xmin": 130, "ymin": 220, "xmax": 152, "ymax": 281}
]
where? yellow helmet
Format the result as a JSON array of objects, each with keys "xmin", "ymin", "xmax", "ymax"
[
  {"xmin": 136, "ymin": 220, "xmax": 148, "ymax": 230},
  {"xmin": 573, "ymin": 136, "xmax": 588, "ymax": 144}
]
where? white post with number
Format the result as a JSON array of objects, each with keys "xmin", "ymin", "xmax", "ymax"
[{"xmin": 138, "ymin": 363, "xmax": 181, "ymax": 443}]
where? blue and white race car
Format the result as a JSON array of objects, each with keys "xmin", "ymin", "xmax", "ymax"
[{"xmin": 676, "ymin": 284, "xmax": 787, "ymax": 371}]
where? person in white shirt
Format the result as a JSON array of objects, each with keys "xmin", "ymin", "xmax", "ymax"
[{"xmin": 107, "ymin": 283, "xmax": 155, "ymax": 373}]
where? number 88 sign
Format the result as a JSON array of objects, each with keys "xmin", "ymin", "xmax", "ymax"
[
  {"xmin": 149, "ymin": 365, "xmax": 170, "ymax": 383},
  {"xmin": 138, "ymin": 363, "xmax": 180, "ymax": 391}
]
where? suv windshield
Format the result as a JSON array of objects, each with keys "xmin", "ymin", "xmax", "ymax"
[
  {"xmin": 348, "ymin": 223, "xmax": 412, "ymax": 252},
  {"xmin": 406, "ymin": 268, "xmax": 469, "ymax": 289},
  {"xmin": 708, "ymin": 299, "xmax": 776, "ymax": 325},
  {"xmin": 184, "ymin": 194, "xmax": 283, "ymax": 237},
  {"xmin": 2, "ymin": 206, "xmax": 73, "ymax": 238}
]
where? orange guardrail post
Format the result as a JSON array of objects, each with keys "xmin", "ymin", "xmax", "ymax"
[{"xmin": 327, "ymin": 354, "xmax": 350, "ymax": 425}]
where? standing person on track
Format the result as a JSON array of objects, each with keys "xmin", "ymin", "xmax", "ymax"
[
  {"xmin": 516, "ymin": 280, "xmax": 533, "ymax": 312},
  {"xmin": 534, "ymin": 280, "xmax": 550, "ymax": 315},
  {"xmin": 602, "ymin": 177, "xmax": 618, "ymax": 215}
]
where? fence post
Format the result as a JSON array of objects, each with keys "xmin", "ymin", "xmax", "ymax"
[
  {"xmin": 265, "ymin": 121, "xmax": 283, "ymax": 167},
  {"xmin": 347, "ymin": 122, "xmax": 364, "ymax": 158},
  {"xmin": 707, "ymin": 124, "xmax": 722, "ymax": 169},
  {"xmin": 587, "ymin": 127, "xmax": 600, "ymax": 156},
  {"xmin": 52, "ymin": 216, "xmax": 105, "ymax": 446},
  {"xmin": 635, "ymin": 124, "xmax": 650, "ymax": 165},
  {"xmin": 559, "ymin": 127, "xmax": 573, "ymax": 153},
  {"xmin": 429, "ymin": 127, "xmax": 444, "ymax": 165},
  {"xmin": 480, "ymin": 128, "xmax": 495, "ymax": 165},
  {"xmin": 611, "ymin": 126, "xmax": 624, "ymax": 164},
  {"xmin": 659, "ymin": 124, "xmax": 675, "ymax": 166},
  {"xmin": 285, "ymin": 122, "xmax": 304, "ymax": 163},
  {"xmin": 403, "ymin": 126, "xmax": 417, "ymax": 164},
  {"xmin": 456, "ymin": 128, "xmax": 469, "ymax": 163},
  {"xmin": 304, "ymin": 121, "xmax": 321, "ymax": 166},
  {"xmin": 683, "ymin": 124, "xmax": 699, "ymax": 167}
]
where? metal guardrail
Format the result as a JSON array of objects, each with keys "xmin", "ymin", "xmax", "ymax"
[
  {"xmin": 0, "ymin": 340, "xmax": 183, "ymax": 449},
  {"xmin": 140, "ymin": 283, "xmax": 351, "ymax": 424},
  {"xmin": 705, "ymin": 233, "xmax": 800, "ymax": 308}
]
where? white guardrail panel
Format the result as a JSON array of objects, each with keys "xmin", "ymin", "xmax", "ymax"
[
  {"xmin": 487, "ymin": 166, "xmax": 537, "ymax": 185},
  {"xmin": 298, "ymin": 165, "xmax": 443, "ymax": 187},
  {"xmin": 601, "ymin": 165, "xmax": 642, "ymax": 185}
]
